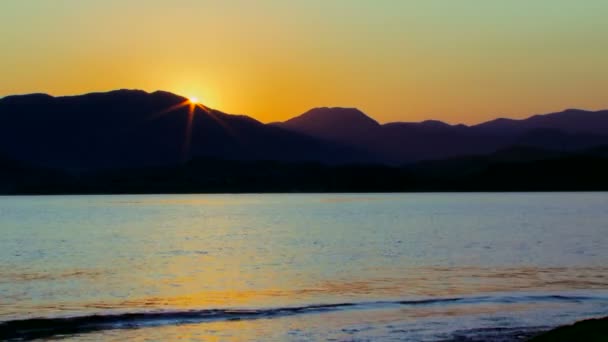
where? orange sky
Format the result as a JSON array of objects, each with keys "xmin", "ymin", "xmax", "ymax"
[{"xmin": 1, "ymin": 1, "xmax": 607, "ymax": 124}]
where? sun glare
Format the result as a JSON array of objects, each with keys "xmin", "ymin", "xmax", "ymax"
[{"xmin": 150, "ymin": 93, "xmax": 216, "ymax": 162}]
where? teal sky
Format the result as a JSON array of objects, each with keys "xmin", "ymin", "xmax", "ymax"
[{"xmin": 1, "ymin": 0, "xmax": 607, "ymax": 123}]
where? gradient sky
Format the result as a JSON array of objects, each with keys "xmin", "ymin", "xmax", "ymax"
[{"xmin": 1, "ymin": 0, "xmax": 607, "ymax": 124}]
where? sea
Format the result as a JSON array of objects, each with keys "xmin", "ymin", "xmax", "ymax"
[{"xmin": 0, "ymin": 193, "xmax": 607, "ymax": 341}]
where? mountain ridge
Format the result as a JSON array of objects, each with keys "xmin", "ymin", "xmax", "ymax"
[
  {"xmin": 0, "ymin": 90, "xmax": 375, "ymax": 169},
  {"xmin": 275, "ymin": 105, "xmax": 608, "ymax": 163},
  {"xmin": 3, "ymin": 89, "xmax": 605, "ymax": 129},
  {"xmin": 1, "ymin": 89, "xmax": 607, "ymax": 168}
]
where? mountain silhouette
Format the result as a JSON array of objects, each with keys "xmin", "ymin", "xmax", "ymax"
[
  {"xmin": 1, "ymin": 89, "xmax": 608, "ymax": 171},
  {"xmin": 0, "ymin": 90, "xmax": 372, "ymax": 169},
  {"xmin": 1, "ymin": 89, "xmax": 608, "ymax": 193},
  {"xmin": 472, "ymin": 108, "xmax": 608, "ymax": 135},
  {"xmin": 275, "ymin": 107, "xmax": 382, "ymax": 142},
  {"xmin": 276, "ymin": 107, "xmax": 608, "ymax": 163}
]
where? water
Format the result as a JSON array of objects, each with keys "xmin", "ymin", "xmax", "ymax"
[{"xmin": 0, "ymin": 193, "xmax": 607, "ymax": 341}]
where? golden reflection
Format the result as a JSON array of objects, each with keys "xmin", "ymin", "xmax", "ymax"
[
  {"xmin": 78, "ymin": 301, "xmax": 569, "ymax": 341},
  {"xmin": 16, "ymin": 263, "xmax": 607, "ymax": 324},
  {"xmin": 54, "ymin": 265, "xmax": 608, "ymax": 315}
]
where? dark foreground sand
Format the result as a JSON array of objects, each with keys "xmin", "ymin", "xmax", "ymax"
[
  {"xmin": 443, "ymin": 317, "xmax": 607, "ymax": 342},
  {"xmin": 527, "ymin": 316, "xmax": 608, "ymax": 342}
]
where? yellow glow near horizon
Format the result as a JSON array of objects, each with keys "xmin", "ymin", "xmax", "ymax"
[
  {"xmin": 188, "ymin": 96, "xmax": 199, "ymax": 104},
  {"xmin": 1, "ymin": 1, "xmax": 607, "ymax": 124}
]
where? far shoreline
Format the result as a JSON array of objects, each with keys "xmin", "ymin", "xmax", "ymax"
[{"xmin": 2, "ymin": 190, "xmax": 608, "ymax": 196}]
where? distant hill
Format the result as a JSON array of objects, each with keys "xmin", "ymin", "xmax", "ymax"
[
  {"xmin": 1, "ymin": 89, "xmax": 608, "ymax": 179},
  {"xmin": 472, "ymin": 109, "xmax": 608, "ymax": 135},
  {"xmin": 276, "ymin": 107, "xmax": 608, "ymax": 163},
  {"xmin": 0, "ymin": 90, "xmax": 371, "ymax": 169},
  {"xmin": 1, "ymin": 85, "xmax": 607, "ymax": 194},
  {"xmin": 276, "ymin": 107, "xmax": 382, "ymax": 142}
]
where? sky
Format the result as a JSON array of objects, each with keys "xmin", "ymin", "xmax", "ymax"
[{"xmin": 1, "ymin": 0, "xmax": 607, "ymax": 124}]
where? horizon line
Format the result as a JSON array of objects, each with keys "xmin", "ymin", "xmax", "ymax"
[{"xmin": 1, "ymin": 88, "xmax": 605, "ymax": 127}]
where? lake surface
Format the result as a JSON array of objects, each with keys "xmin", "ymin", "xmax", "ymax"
[{"xmin": 1, "ymin": 193, "xmax": 607, "ymax": 341}]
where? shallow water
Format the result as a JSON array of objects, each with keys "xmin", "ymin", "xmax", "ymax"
[{"xmin": 0, "ymin": 193, "xmax": 607, "ymax": 340}]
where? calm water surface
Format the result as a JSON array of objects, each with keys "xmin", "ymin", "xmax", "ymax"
[{"xmin": 0, "ymin": 193, "xmax": 607, "ymax": 340}]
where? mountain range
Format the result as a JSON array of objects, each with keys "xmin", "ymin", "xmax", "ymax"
[
  {"xmin": 274, "ymin": 107, "xmax": 608, "ymax": 163},
  {"xmin": 1, "ymin": 89, "xmax": 608, "ymax": 171}
]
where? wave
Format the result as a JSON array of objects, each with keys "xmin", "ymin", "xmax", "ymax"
[{"xmin": 2, "ymin": 293, "xmax": 606, "ymax": 340}]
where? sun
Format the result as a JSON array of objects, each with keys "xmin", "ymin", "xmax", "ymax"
[{"xmin": 188, "ymin": 96, "xmax": 199, "ymax": 104}]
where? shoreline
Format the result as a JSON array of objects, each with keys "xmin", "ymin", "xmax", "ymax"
[
  {"xmin": 443, "ymin": 316, "xmax": 607, "ymax": 341},
  {"xmin": 2, "ymin": 190, "xmax": 608, "ymax": 196},
  {"xmin": 526, "ymin": 316, "xmax": 607, "ymax": 341}
]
